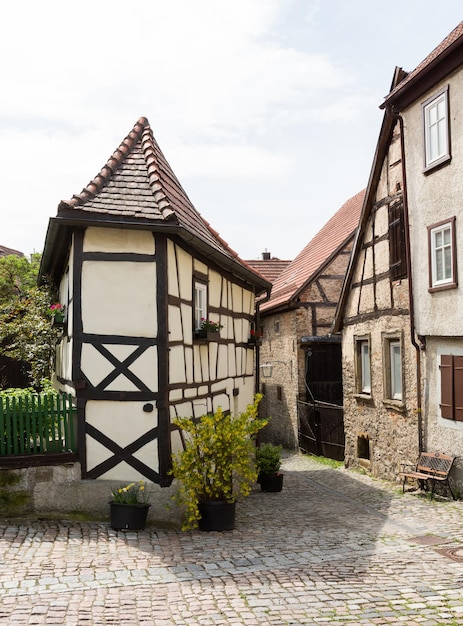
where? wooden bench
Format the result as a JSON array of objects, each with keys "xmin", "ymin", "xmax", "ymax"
[{"xmin": 399, "ymin": 451, "xmax": 457, "ymax": 500}]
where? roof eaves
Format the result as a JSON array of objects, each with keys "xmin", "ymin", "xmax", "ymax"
[{"xmin": 381, "ymin": 22, "xmax": 463, "ymax": 110}]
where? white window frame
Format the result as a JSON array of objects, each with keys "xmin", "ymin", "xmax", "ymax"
[
  {"xmin": 428, "ymin": 217, "xmax": 457, "ymax": 290},
  {"xmin": 355, "ymin": 337, "xmax": 371, "ymax": 396},
  {"xmin": 389, "ymin": 340, "xmax": 402, "ymax": 401},
  {"xmin": 194, "ymin": 281, "xmax": 207, "ymax": 330},
  {"xmin": 423, "ymin": 87, "xmax": 450, "ymax": 170}
]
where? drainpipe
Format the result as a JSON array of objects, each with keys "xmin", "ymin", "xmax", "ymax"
[
  {"xmin": 391, "ymin": 109, "xmax": 424, "ymax": 453},
  {"xmin": 255, "ymin": 287, "xmax": 272, "ymax": 395}
]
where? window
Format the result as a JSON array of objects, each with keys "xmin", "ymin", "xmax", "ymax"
[
  {"xmin": 423, "ymin": 87, "xmax": 450, "ymax": 170},
  {"xmin": 439, "ymin": 355, "xmax": 463, "ymax": 421},
  {"xmin": 355, "ymin": 337, "xmax": 371, "ymax": 395},
  {"xmin": 428, "ymin": 218, "xmax": 457, "ymax": 290},
  {"xmin": 194, "ymin": 281, "xmax": 207, "ymax": 330},
  {"xmin": 383, "ymin": 337, "xmax": 402, "ymax": 402},
  {"xmin": 388, "ymin": 201, "xmax": 407, "ymax": 280}
]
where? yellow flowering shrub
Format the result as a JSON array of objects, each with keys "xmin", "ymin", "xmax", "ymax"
[{"xmin": 171, "ymin": 394, "xmax": 267, "ymax": 530}]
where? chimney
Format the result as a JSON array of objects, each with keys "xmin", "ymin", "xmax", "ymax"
[{"xmin": 262, "ymin": 251, "xmax": 271, "ymax": 260}]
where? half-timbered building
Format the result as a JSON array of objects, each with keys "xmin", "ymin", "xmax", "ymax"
[
  {"xmin": 333, "ymin": 69, "xmax": 419, "ymax": 480},
  {"xmin": 257, "ymin": 191, "xmax": 364, "ymax": 454},
  {"xmin": 39, "ymin": 117, "xmax": 270, "ymax": 486}
]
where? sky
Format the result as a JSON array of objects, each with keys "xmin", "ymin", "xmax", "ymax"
[{"xmin": 2, "ymin": 1, "xmax": 463, "ymax": 262}]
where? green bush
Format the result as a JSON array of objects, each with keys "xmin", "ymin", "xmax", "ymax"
[
  {"xmin": 171, "ymin": 394, "xmax": 267, "ymax": 530},
  {"xmin": 256, "ymin": 442, "xmax": 282, "ymax": 475}
]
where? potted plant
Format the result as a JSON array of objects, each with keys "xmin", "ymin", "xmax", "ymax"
[
  {"xmin": 195, "ymin": 318, "xmax": 223, "ymax": 341},
  {"xmin": 49, "ymin": 303, "xmax": 66, "ymax": 327},
  {"xmin": 256, "ymin": 443, "xmax": 284, "ymax": 492},
  {"xmin": 171, "ymin": 394, "xmax": 267, "ymax": 531},
  {"xmin": 109, "ymin": 481, "xmax": 151, "ymax": 530}
]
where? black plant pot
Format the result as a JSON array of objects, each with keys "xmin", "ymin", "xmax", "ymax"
[
  {"xmin": 260, "ymin": 473, "xmax": 284, "ymax": 492},
  {"xmin": 198, "ymin": 500, "xmax": 236, "ymax": 531},
  {"xmin": 109, "ymin": 502, "xmax": 151, "ymax": 530}
]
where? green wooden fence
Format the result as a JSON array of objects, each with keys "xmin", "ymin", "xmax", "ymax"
[{"xmin": 0, "ymin": 393, "xmax": 76, "ymax": 456}]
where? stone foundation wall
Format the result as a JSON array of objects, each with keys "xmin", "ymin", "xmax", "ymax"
[{"xmin": 0, "ymin": 463, "xmax": 183, "ymax": 527}]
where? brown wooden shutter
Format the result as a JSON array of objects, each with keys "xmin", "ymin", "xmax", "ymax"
[
  {"xmin": 440, "ymin": 354, "xmax": 454, "ymax": 419},
  {"xmin": 388, "ymin": 202, "xmax": 407, "ymax": 280},
  {"xmin": 454, "ymin": 356, "xmax": 463, "ymax": 421}
]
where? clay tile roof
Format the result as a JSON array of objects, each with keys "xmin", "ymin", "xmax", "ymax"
[
  {"xmin": 261, "ymin": 189, "xmax": 365, "ymax": 313},
  {"xmin": 382, "ymin": 21, "xmax": 463, "ymax": 107},
  {"xmin": 244, "ymin": 257, "xmax": 291, "ymax": 284},
  {"xmin": 0, "ymin": 245, "xmax": 24, "ymax": 258},
  {"xmin": 57, "ymin": 117, "xmax": 244, "ymax": 263}
]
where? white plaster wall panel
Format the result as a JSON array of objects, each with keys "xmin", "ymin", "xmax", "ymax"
[
  {"xmin": 243, "ymin": 288, "xmax": 254, "ymax": 315},
  {"xmin": 208, "ymin": 342, "xmax": 218, "ymax": 379},
  {"xmin": 211, "ymin": 392, "xmax": 230, "ymax": 413},
  {"xmin": 184, "ymin": 346, "xmax": 193, "ymax": 384},
  {"xmin": 358, "ymin": 283, "xmax": 374, "ymax": 314},
  {"xmin": 82, "ymin": 261, "xmax": 157, "ymax": 337},
  {"xmin": 376, "ymin": 287, "xmax": 392, "ymax": 312},
  {"xmin": 351, "ymin": 249, "xmax": 367, "ymax": 284},
  {"xmin": 193, "ymin": 258, "xmax": 208, "ymax": 275},
  {"xmin": 200, "ymin": 346, "xmax": 210, "ymax": 381},
  {"xmin": 392, "ymin": 280, "xmax": 409, "ymax": 309},
  {"xmin": 105, "ymin": 375, "xmax": 140, "ymax": 392},
  {"xmin": 176, "ymin": 248, "xmax": 193, "ymax": 301},
  {"xmin": 170, "ymin": 428, "xmax": 184, "ymax": 456},
  {"xmin": 81, "ymin": 344, "xmax": 115, "ymax": 386},
  {"xmin": 167, "ymin": 240, "xmax": 179, "ymax": 298},
  {"xmin": 227, "ymin": 344, "xmax": 237, "ymax": 378},
  {"xmin": 246, "ymin": 349, "xmax": 254, "ymax": 375},
  {"xmin": 168, "ymin": 305, "xmax": 183, "ymax": 343},
  {"xmin": 169, "ymin": 345, "xmax": 187, "ymax": 384},
  {"xmin": 217, "ymin": 345, "xmax": 229, "ymax": 379},
  {"xmin": 180, "ymin": 303, "xmax": 193, "ymax": 344},
  {"xmin": 403, "ymin": 72, "xmax": 463, "ymax": 336},
  {"xmin": 184, "ymin": 388, "xmax": 198, "ymax": 398},
  {"xmin": 86, "ymin": 400, "xmax": 159, "ymax": 481},
  {"xmin": 375, "ymin": 207, "xmax": 389, "ymax": 240},
  {"xmin": 363, "ymin": 247, "xmax": 374, "ymax": 280},
  {"xmin": 193, "ymin": 347, "xmax": 204, "ymax": 383},
  {"xmin": 209, "ymin": 271, "xmax": 223, "ymax": 308},
  {"xmin": 125, "ymin": 345, "xmax": 157, "ymax": 391},
  {"xmin": 83, "ymin": 227, "xmax": 155, "ymax": 254},
  {"xmin": 169, "ymin": 389, "xmax": 183, "ymax": 402},
  {"xmin": 231, "ymin": 283, "xmax": 243, "ymax": 313}
]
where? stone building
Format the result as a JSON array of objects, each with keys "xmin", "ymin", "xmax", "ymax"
[
  {"xmin": 333, "ymin": 68, "xmax": 419, "ymax": 480},
  {"xmin": 380, "ymin": 21, "xmax": 463, "ymax": 486},
  {"xmin": 258, "ymin": 191, "xmax": 364, "ymax": 451}
]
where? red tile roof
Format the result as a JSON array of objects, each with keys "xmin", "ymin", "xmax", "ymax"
[
  {"xmin": 260, "ymin": 190, "xmax": 365, "ymax": 313},
  {"xmin": 0, "ymin": 245, "xmax": 24, "ymax": 258},
  {"xmin": 57, "ymin": 117, "xmax": 248, "ymax": 265},
  {"xmin": 382, "ymin": 21, "xmax": 463, "ymax": 108},
  {"xmin": 245, "ymin": 257, "xmax": 291, "ymax": 284}
]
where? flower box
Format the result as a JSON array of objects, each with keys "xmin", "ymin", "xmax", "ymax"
[{"xmin": 195, "ymin": 330, "xmax": 220, "ymax": 342}]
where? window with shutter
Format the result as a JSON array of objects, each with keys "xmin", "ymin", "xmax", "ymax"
[
  {"xmin": 388, "ymin": 201, "xmax": 407, "ymax": 280},
  {"xmin": 439, "ymin": 355, "xmax": 463, "ymax": 421}
]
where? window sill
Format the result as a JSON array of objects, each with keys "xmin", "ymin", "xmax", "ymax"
[
  {"xmin": 354, "ymin": 393, "xmax": 374, "ymax": 403},
  {"xmin": 382, "ymin": 399, "xmax": 406, "ymax": 413},
  {"xmin": 423, "ymin": 154, "xmax": 451, "ymax": 175},
  {"xmin": 428, "ymin": 282, "xmax": 457, "ymax": 293}
]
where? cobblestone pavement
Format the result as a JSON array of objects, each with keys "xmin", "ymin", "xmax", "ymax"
[{"xmin": 2, "ymin": 453, "xmax": 463, "ymax": 625}]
